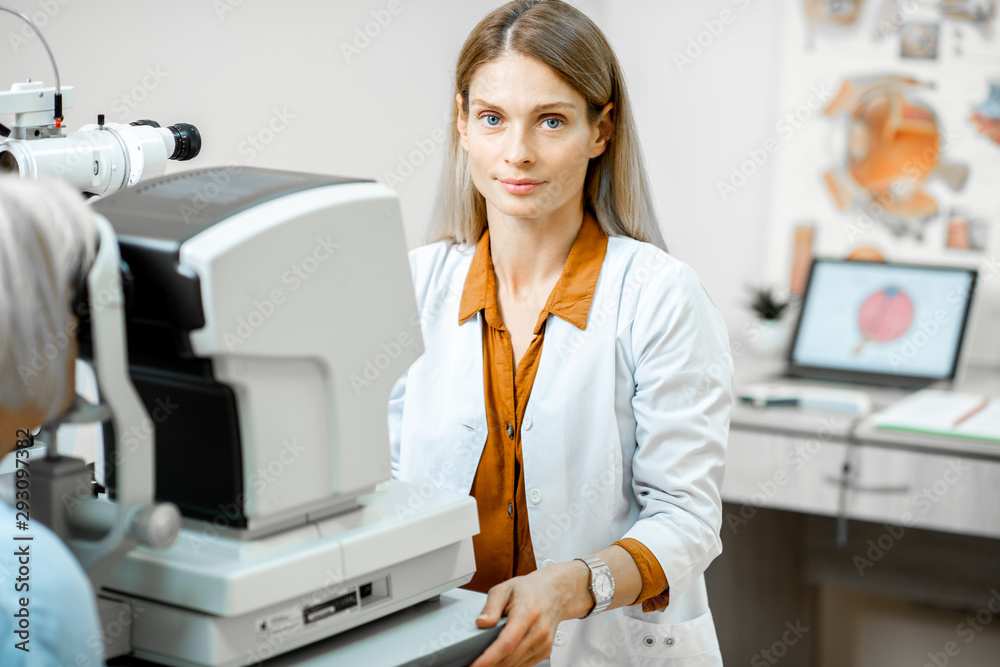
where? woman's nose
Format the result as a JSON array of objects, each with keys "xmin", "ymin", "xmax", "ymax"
[{"xmin": 503, "ymin": 125, "xmax": 534, "ymax": 166}]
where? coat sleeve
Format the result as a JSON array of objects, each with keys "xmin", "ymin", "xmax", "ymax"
[
  {"xmin": 619, "ymin": 257, "xmax": 733, "ymax": 601},
  {"xmin": 388, "ymin": 248, "xmax": 425, "ymax": 479},
  {"xmin": 386, "ymin": 241, "xmax": 450, "ymax": 480},
  {"xmin": 388, "ymin": 368, "xmax": 407, "ymax": 479},
  {"xmin": 388, "ymin": 245, "xmax": 422, "ymax": 481}
]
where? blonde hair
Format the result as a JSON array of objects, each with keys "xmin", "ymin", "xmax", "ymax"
[
  {"xmin": 430, "ymin": 0, "xmax": 666, "ymax": 250},
  {"xmin": 0, "ymin": 176, "xmax": 95, "ymax": 421}
]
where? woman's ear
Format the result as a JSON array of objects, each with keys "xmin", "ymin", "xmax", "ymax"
[
  {"xmin": 456, "ymin": 93, "xmax": 469, "ymax": 152},
  {"xmin": 590, "ymin": 102, "xmax": 614, "ymax": 159}
]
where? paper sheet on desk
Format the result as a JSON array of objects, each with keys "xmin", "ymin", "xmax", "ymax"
[{"xmin": 873, "ymin": 390, "xmax": 1000, "ymax": 443}]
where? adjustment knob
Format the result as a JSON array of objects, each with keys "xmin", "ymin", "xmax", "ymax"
[{"xmin": 129, "ymin": 503, "xmax": 182, "ymax": 550}]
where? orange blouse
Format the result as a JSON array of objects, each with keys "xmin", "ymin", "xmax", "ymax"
[{"xmin": 457, "ymin": 212, "xmax": 670, "ymax": 612}]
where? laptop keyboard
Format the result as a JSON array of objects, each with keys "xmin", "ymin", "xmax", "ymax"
[{"xmin": 768, "ymin": 373, "xmax": 925, "ymax": 410}]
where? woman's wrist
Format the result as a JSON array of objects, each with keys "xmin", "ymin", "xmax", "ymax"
[{"xmin": 550, "ymin": 559, "xmax": 595, "ymax": 620}]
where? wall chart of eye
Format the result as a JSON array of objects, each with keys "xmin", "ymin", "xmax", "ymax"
[{"xmin": 822, "ymin": 75, "xmax": 969, "ymax": 240}]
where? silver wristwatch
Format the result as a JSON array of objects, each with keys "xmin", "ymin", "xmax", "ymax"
[{"xmin": 575, "ymin": 556, "xmax": 614, "ymax": 617}]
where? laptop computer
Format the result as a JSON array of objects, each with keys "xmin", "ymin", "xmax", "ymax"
[{"xmin": 780, "ymin": 258, "xmax": 978, "ymax": 391}]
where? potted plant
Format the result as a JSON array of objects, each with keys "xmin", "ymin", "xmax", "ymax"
[{"xmin": 746, "ymin": 285, "xmax": 792, "ymax": 354}]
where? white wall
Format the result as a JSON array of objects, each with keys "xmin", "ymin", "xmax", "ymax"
[
  {"xmin": 601, "ymin": 0, "xmax": 785, "ymax": 335},
  {"xmin": 1, "ymin": 0, "xmax": 782, "ymax": 333}
]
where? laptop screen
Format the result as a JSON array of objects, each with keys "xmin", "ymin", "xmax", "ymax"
[{"xmin": 787, "ymin": 259, "xmax": 978, "ymax": 386}]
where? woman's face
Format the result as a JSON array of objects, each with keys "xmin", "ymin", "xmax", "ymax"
[{"xmin": 457, "ymin": 53, "xmax": 612, "ymax": 223}]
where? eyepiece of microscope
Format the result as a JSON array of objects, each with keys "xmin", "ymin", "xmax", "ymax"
[
  {"xmin": 167, "ymin": 123, "xmax": 200, "ymax": 161},
  {"xmin": 129, "ymin": 120, "xmax": 200, "ymax": 161}
]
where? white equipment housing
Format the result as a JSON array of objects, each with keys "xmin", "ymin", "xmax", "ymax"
[{"xmin": 78, "ymin": 168, "xmax": 477, "ymax": 666}]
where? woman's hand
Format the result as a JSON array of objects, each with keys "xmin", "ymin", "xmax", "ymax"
[{"xmin": 469, "ymin": 560, "xmax": 592, "ymax": 667}]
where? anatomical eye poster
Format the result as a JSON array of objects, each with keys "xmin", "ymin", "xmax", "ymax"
[{"xmin": 763, "ymin": 0, "xmax": 1000, "ymax": 290}]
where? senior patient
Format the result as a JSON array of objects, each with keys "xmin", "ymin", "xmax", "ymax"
[{"xmin": 0, "ymin": 176, "xmax": 106, "ymax": 666}]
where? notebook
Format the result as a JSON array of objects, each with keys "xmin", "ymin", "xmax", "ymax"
[{"xmin": 873, "ymin": 390, "xmax": 1000, "ymax": 442}]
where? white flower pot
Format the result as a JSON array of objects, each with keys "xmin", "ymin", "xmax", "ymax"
[{"xmin": 750, "ymin": 318, "xmax": 788, "ymax": 355}]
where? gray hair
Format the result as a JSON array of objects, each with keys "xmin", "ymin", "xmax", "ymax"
[{"xmin": 0, "ymin": 176, "xmax": 95, "ymax": 422}]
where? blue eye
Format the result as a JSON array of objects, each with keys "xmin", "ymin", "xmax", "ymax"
[
  {"xmin": 543, "ymin": 118, "xmax": 563, "ymax": 129},
  {"xmin": 482, "ymin": 114, "xmax": 500, "ymax": 127}
]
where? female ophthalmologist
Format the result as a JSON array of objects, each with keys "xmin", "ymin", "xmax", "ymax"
[{"xmin": 389, "ymin": 1, "xmax": 733, "ymax": 665}]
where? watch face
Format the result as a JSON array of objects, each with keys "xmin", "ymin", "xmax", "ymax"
[{"xmin": 593, "ymin": 571, "xmax": 613, "ymax": 599}]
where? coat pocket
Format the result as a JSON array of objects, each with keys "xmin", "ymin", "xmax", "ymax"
[{"xmin": 620, "ymin": 608, "xmax": 721, "ymax": 665}]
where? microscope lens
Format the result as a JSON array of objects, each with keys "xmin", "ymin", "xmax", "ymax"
[{"xmin": 0, "ymin": 150, "xmax": 19, "ymax": 175}]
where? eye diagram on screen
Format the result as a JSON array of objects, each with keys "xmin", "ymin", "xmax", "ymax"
[{"xmin": 853, "ymin": 285, "xmax": 914, "ymax": 355}]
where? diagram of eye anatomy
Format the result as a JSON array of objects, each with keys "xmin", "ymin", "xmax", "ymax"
[
  {"xmin": 770, "ymin": 0, "xmax": 999, "ymax": 284},
  {"xmin": 853, "ymin": 285, "xmax": 915, "ymax": 354},
  {"xmin": 822, "ymin": 75, "xmax": 969, "ymax": 240}
]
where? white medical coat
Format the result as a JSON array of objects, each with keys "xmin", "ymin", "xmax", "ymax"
[{"xmin": 389, "ymin": 234, "xmax": 733, "ymax": 666}]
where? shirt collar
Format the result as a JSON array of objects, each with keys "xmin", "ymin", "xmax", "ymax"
[{"xmin": 458, "ymin": 212, "xmax": 608, "ymax": 333}]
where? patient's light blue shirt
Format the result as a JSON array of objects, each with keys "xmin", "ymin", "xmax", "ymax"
[{"xmin": 0, "ymin": 498, "xmax": 105, "ymax": 666}]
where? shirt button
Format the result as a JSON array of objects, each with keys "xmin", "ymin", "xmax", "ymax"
[
  {"xmin": 553, "ymin": 630, "xmax": 565, "ymax": 646},
  {"xmin": 664, "ymin": 636, "xmax": 676, "ymax": 647},
  {"xmin": 507, "ymin": 502, "xmax": 513, "ymax": 518},
  {"xmin": 540, "ymin": 558, "xmax": 555, "ymax": 568},
  {"xmin": 506, "ymin": 422, "xmax": 514, "ymax": 439},
  {"xmin": 529, "ymin": 488, "xmax": 542, "ymax": 504},
  {"xmin": 523, "ymin": 416, "xmax": 533, "ymax": 430},
  {"xmin": 642, "ymin": 636, "xmax": 655, "ymax": 647}
]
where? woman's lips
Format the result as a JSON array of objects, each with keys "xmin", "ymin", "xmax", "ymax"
[{"xmin": 499, "ymin": 178, "xmax": 543, "ymax": 194}]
